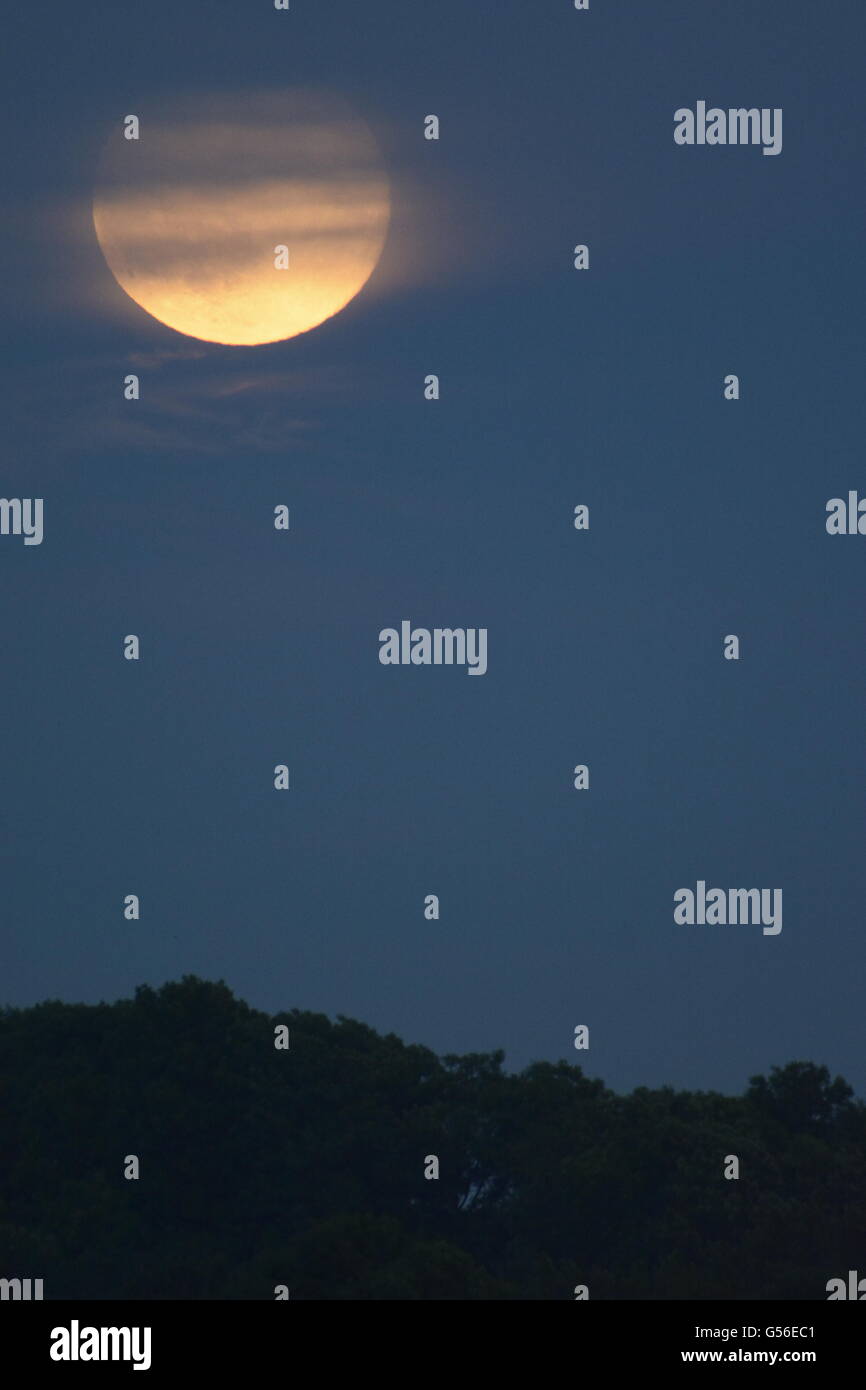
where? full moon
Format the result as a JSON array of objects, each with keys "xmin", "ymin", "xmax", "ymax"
[{"xmin": 92, "ymin": 91, "xmax": 391, "ymax": 346}]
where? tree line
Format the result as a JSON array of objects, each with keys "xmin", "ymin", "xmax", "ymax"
[{"xmin": 1, "ymin": 976, "xmax": 862, "ymax": 1299}]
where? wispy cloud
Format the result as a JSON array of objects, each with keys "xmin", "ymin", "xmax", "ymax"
[{"xmin": 3, "ymin": 346, "xmax": 359, "ymax": 459}]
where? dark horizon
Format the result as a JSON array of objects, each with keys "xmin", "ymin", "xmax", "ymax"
[
  {"xmin": 3, "ymin": 974, "xmax": 862, "ymax": 1301},
  {"xmin": 3, "ymin": 971, "xmax": 860, "ymax": 1100}
]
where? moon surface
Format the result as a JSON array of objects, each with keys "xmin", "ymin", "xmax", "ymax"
[{"xmin": 92, "ymin": 91, "xmax": 391, "ymax": 346}]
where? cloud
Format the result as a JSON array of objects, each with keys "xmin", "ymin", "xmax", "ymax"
[{"xmin": 3, "ymin": 344, "xmax": 356, "ymax": 458}]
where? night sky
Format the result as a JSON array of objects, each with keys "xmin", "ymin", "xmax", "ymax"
[{"xmin": 3, "ymin": 0, "xmax": 865, "ymax": 1096}]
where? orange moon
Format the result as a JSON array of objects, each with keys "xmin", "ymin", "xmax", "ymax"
[{"xmin": 92, "ymin": 91, "xmax": 391, "ymax": 346}]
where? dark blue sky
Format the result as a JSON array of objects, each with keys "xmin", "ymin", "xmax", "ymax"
[{"xmin": 3, "ymin": 0, "xmax": 865, "ymax": 1095}]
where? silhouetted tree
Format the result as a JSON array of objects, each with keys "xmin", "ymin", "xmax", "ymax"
[{"xmin": 1, "ymin": 978, "xmax": 863, "ymax": 1299}]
